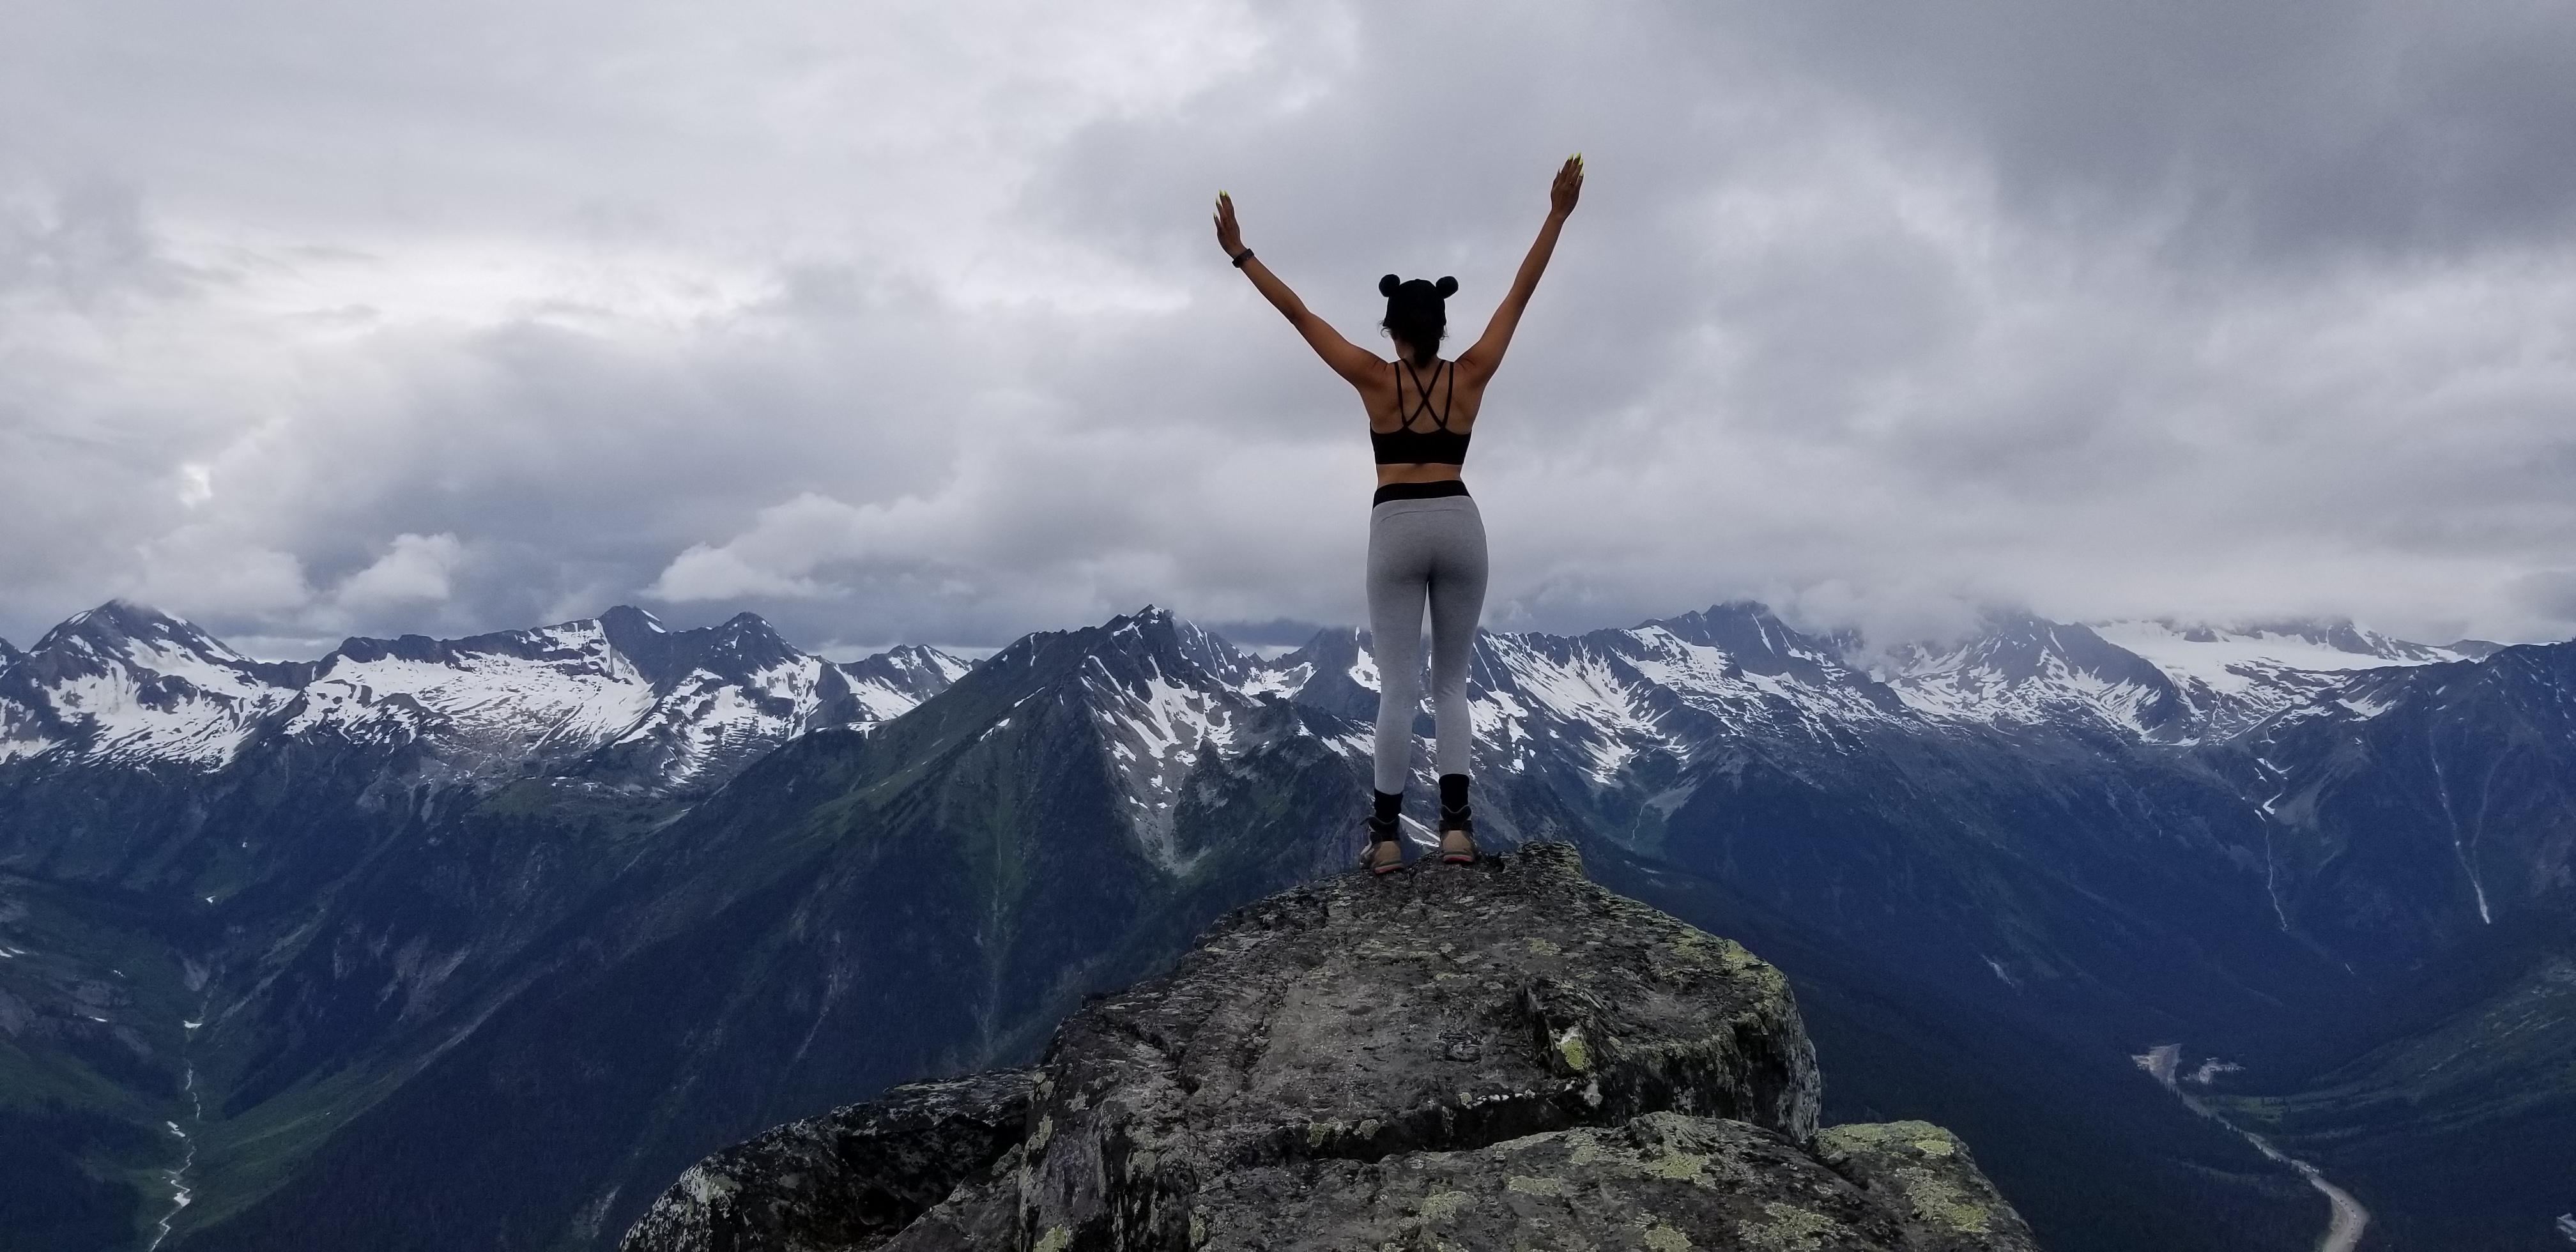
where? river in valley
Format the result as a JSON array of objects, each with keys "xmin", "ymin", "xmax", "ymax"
[{"xmin": 2138, "ymin": 1044, "xmax": 2368, "ymax": 1252}]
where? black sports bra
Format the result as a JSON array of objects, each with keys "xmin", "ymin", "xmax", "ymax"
[{"xmin": 1370, "ymin": 359, "xmax": 1471, "ymax": 465}]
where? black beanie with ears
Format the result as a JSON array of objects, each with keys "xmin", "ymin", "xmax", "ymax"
[{"xmin": 1380, "ymin": 275, "xmax": 1457, "ymax": 367}]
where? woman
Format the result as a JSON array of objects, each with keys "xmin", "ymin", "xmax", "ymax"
[{"xmin": 1213, "ymin": 155, "xmax": 1583, "ymax": 873}]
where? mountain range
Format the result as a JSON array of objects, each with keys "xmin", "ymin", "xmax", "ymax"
[{"xmin": 0, "ymin": 599, "xmax": 2566, "ymax": 1251}]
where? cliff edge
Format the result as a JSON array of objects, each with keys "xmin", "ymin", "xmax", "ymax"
[{"xmin": 620, "ymin": 843, "xmax": 2039, "ymax": 1251}]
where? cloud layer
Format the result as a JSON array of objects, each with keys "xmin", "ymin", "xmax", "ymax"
[{"xmin": 6, "ymin": 0, "xmax": 2573, "ymax": 655}]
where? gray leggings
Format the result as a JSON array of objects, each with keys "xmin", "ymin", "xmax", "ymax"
[{"xmin": 1367, "ymin": 495, "xmax": 1489, "ymax": 793}]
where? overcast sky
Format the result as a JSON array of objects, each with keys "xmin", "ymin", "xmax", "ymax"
[{"xmin": 6, "ymin": 1, "xmax": 2574, "ymax": 657}]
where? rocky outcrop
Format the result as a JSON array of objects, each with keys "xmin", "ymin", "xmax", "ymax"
[
  {"xmin": 616, "ymin": 1069, "xmax": 1041, "ymax": 1252},
  {"xmin": 622, "ymin": 844, "xmax": 2038, "ymax": 1251}
]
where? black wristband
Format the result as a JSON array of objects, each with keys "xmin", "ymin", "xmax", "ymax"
[{"xmin": 1230, "ymin": 248, "xmax": 1255, "ymax": 268}]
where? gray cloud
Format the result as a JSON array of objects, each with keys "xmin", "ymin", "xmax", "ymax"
[
  {"xmin": 3, "ymin": 0, "xmax": 2573, "ymax": 657},
  {"xmin": 1733, "ymin": 1, "xmax": 2576, "ymax": 260}
]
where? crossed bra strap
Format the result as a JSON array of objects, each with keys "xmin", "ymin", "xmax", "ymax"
[
  {"xmin": 1372, "ymin": 359, "xmax": 1472, "ymax": 465},
  {"xmin": 1400, "ymin": 358, "xmax": 1455, "ymax": 432}
]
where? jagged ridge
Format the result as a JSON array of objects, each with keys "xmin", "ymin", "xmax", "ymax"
[{"xmin": 0, "ymin": 600, "xmax": 971, "ymax": 791}]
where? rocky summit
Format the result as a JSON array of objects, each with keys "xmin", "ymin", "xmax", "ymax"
[{"xmin": 620, "ymin": 843, "xmax": 2038, "ymax": 1251}]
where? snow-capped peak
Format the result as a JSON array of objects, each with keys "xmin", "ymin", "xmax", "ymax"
[
  {"xmin": 965, "ymin": 608, "xmax": 1285, "ymax": 873},
  {"xmin": 2090, "ymin": 618, "xmax": 2462, "ymax": 675},
  {"xmin": 600, "ymin": 604, "xmax": 669, "ymax": 636},
  {"xmin": 1645, "ymin": 602, "xmax": 1851, "ymax": 678},
  {"xmin": 0, "ymin": 604, "xmax": 974, "ymax": 788},
  {"xmin": 1228, "ymin": 602, "xmax": 1907, "ymax": 798},
  {"xmin": 2080, "ymin": 619, "xmax": 2467, "ymax": 736},
  {"xmin": 33, "ymin": 600, "xmax": 282, "ymax": 680},
  {"xmin": 0, "ymin": 601, "xmax": 307, "ymax": 765},
  {"xmin": 1868, "ymin": 613, "xmax": 2466, "ymax": 740},
  {"xmin": 1876, "ymin": 615, "xmax": 2188, "ymax": 736}
]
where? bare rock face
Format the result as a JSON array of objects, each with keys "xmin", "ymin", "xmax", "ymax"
[
  {"xmin": 623, "ymin": 844, "xmax": 2038, "ymax": 1251},
  {"xmin": 617, "ymin": 1068, "xmax": 1040, "ymax": 1252}
]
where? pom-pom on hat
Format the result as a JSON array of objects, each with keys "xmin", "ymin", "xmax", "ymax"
[{"xmin": 1380, "ymin": 274, "xmax": 1459, "ymax": 299}]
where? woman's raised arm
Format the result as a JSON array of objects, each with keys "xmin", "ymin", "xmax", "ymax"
[
  {"xmin": 1215, "ymin": 192, "xmax": 1386, "ymax": 389},
  {"xmin": 1456, "ymin": 156, "xmax": 1583, "ymax": 386}
]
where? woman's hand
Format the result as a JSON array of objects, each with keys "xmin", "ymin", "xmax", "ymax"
[
  {"xmin": 1457, "ymin": 156, "xmax": 1581, "ymax": 381},
  {"xmin": 1213, "ymin": 191, "xmax": 1245, "ymax": 257},
  {"xmin": 1549, "ymin": 155, "xmax": 1584, "ymax": 218},
  {"xmin": 1216, "ymin": 192, "xmax": 1383, "ymax": 388}
]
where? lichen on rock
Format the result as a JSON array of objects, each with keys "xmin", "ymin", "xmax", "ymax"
[
  {"xmin": 622, "ymin": 844, "xmax": 2039, "ymax": 1251},
  {"xmin": 1812, "ymin": 1121, "xmax": 2040, "ymax": 1251}
]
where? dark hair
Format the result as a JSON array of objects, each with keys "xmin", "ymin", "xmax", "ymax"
[{"xmin": 1379, "ymin": 274, "xmax": 1458, "ymax": 367}]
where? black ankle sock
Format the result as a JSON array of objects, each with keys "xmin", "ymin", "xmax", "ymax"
[
  {"xmin": 1438, "ymin": 774, "xmax": 1471, "ymax": 827},
  {"xmin": 1372, "ymin": 790, "xmax": 1404, "ymax": 825}
]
